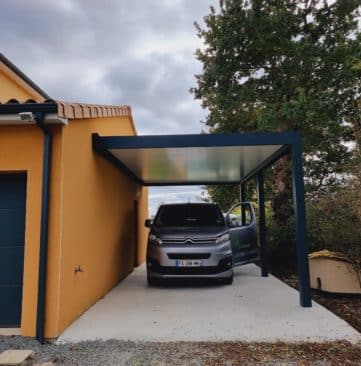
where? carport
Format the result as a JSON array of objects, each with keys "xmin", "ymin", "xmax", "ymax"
[{"xmin": 92, "ymin": 131, "xmax": 311, "ymax": 307}]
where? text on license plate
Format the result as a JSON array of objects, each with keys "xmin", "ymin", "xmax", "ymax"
[{"xmin": 175, "ymin": 260, "xmax": 203, "ymax": 267}]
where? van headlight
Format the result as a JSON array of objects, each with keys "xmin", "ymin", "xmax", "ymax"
[
  {"xmin": 149, "ymin": 234, "xmax": 163, "ymax": 245},
  {"xmin": 216, "ymin": 233, "xmax": 230, "ymax": 244}
]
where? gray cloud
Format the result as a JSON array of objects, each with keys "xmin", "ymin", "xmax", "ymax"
[{"xmin": 1, "ymin": 0, "xmax": 216, "ymax": 134}]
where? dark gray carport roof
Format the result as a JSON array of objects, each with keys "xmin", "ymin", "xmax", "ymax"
[{"xmin": 92, "ymin": 132, "xmax": 296, "ymax": 186}]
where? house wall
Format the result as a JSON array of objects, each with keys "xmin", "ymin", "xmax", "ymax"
[
  {"xmin": 0, "ymin": 68, "xmax": 39, "ymax": 102},
  {"xmin": 0, "ymin": 125, "xmax": 44, "ymax": 335},
  {"xmin": 136, "ymin": 186, "xmax": 149, "ymax": 265},
  {"xmin": 0, "ymin": 68, "xmax": 65, "ymax": 336},
  {"xmin": 0, "ymin": 117, "xmax": 148, "ymax": 338},
  {"xmin": 47, "ymin": 116, "xmax": 148, "ymax": 337},
  {"xmin": 1, "ymin": 61, "xmax": 148, "ymax": 338}
]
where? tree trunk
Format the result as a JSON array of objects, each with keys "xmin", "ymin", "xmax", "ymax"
[
  {"xmin": 271, "ymin": 154, "xmax": 295, "ymax": 267},
  {"xmin": 272, "ymin": 154, "xmax": 293, "ymax": 222}
]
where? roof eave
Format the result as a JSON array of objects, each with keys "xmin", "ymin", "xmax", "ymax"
[{"xmin": 0, "ymin": 103, "xmax": 68, "ymax": 125}]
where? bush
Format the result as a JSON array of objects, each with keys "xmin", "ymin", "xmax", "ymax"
[
  {"xmin": 266, "ymin": 172, "xmax": 361, "ymax": 273},
  {"xmin": 306, "ymin": 179, "xmax": 361, "ymax": 271},
  {"xmin": 266, "ymin": 209, "xmax": 296, "ymax": 273}
]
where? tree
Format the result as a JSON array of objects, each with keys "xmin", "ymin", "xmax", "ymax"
[
  {"xmin": 192, "ymin": 0, "xmax": 361, "ymax": 255},
  {"xmin": 205, "ymin": 184, "xmax": 240, "ymax": 211}
]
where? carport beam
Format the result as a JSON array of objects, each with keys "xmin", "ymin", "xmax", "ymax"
[
  {"xmin": 291, "ymin": 138, "xmax": 312, "ymax": 307},
  {"xmin": 257, "ymin": 171, "xmax": 268, "ymax": 277}
]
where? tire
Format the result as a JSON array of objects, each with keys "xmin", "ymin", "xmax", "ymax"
[
  {"xmin": 147, "ymin": 276, "xmax": 160, "ymax": 286},
  {"xmin": 223, "ymin": 274, "xmax": 233, "ymax": 285}
]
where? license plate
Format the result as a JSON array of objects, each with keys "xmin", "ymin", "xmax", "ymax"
[{"xmin": 175, "ymin": 259, "xmax": 203, "ymax": 267}]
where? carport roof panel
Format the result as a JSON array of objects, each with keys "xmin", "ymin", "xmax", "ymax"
[
  {"xmin": 93, "ymin": 132, "xmax": 296, "ymax": 185},
  {"xmin": 109, "ymin": 145, "xmax": 282, "ymax": 184}
]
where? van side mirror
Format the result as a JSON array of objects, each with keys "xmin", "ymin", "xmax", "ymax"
[
  {"xmin": 145, "ymin": 219, "xmax": 153, "ymax": 228},
  {"xmin": 225, "ymin": 215, "xmax": 239, "ymax": 228},
  {"xmin": 229, "ymin": 219, "xmax": 239, "ymax": 228}
]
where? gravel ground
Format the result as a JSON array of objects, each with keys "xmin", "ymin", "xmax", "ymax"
[{"xmin": 1, "ymin": 336, "xmax": 360, "ymax": 366}]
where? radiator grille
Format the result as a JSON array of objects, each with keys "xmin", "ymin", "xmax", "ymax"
[{"xmin": 162, "ymin": 236, "xmax": 217, "ymax": 245}]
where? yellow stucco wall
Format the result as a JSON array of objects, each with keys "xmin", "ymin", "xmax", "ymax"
[
  {"xmin": 0, "ymin": 65, "xmax": 64, "ymax": 337},
  {"xmin": 0, "ymin": 68, "xmax": 41, "ymax": 102},
  {"xmin": 45, "ymin": 116, "xmax": 148, "ymax": 337},
  {"xmin": 0, "ymin": 117, "xmax": 148, "ymax": 338},
  {"xmin": 1, "ymin": 61, "xmax": 148, "ymax": 338},
  {"xmin": 0, "ymin": 125, "xmax": 44, "ymax": 336},
  {"xmin": 136, "ymin": 186, "xmax": 149, "ymax": 265}
]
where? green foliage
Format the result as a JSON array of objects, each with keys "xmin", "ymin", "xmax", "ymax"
[
  {"xmin": 192, "ymin": 0, "xmax": 361, "ymax": 191},
  {"xmin": 267, "ymin": 170, "xmax": 361, "ymax": 271},
  {"xmin": 205, "ymin": 184, "xmax": 240, "ymax": 211},
  {"xmin": 193, "ymin": 0, "xmax": 361, "ymax": 264},
  {"xmin": 307, "ymin": 170, "xmax": 361, "ymax": 269},
  {"xmin": 266, "ymin": 207, "xmax": 296, "ymax": 270}
]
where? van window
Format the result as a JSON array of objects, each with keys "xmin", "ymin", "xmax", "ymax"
[{"xmin": 154, "ymin": 204, "xmax": 225, "ymax": 227}]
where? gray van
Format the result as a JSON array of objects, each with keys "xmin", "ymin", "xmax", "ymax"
[{"xmin": 145, "ymin": 202, "xmax": 258, "ymax": 285}]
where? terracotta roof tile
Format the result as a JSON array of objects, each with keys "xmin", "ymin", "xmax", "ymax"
[
  {"xmin": 72, "ymin": 103, "xmax": 83, "ymax": 119},
  {"xmin": 81, "ymin": 104, "xmax": 91, "ymax": 118},
  {"xmin": 55, "ymin": 100, "xmax": 132, "ymax": 119},
  {"xmin": 3, "ymin": 99, "xmax": 132, "ymax": 119}
]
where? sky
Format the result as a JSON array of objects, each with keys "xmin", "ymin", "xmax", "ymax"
[{"xmin": 1, "ymin": 0, "xmax": 217, "ymax": 214}]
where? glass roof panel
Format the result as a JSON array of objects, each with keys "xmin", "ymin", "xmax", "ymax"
[{"xmin": 109, "ymin": 145, "xmax": 282, "ymax": 184}]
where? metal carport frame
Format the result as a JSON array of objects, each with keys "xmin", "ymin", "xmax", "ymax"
[{"xmin": 92, "ymin": 131, "xmax": 311, "ymax": 307}]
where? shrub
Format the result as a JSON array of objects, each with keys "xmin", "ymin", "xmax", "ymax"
[{"xmin": 266, "ymin": 171, "xmax": 361, "ymax": 273}]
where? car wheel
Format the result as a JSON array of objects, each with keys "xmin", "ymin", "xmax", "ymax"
[
  {"xmin": 223, "ymin": 274, "xmax": 233, "ymax": 285},
  {"xmin": 147, "ymin": 276, "xmax": 159, "ymax": 286}
]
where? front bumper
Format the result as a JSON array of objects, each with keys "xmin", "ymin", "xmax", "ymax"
[
  {"xmin": 147, "ymin": 260, "xmax": 233, "ymax": 279},
  {"xmin": 147, "ymin": 241, "xmax": 233, "ymax": 279}
]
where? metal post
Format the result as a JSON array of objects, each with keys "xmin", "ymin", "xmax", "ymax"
[
  {"xmin": 240, "ymin": 182, "xmax": 246, "ymax": 225},
  {"xmin": 291, "ymin": 137, "xmax": 312, "ymax": 307},
  {"xmin": 257, "ymin": 171, "xmax": 268, "ymax": 277}
]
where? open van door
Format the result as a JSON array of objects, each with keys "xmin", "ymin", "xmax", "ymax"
[{"xmin": 225, "ymin": 202, "xmax": 258, "ymax": 266}]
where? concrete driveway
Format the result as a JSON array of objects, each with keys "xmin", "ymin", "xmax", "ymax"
[{"xmin": 58, "ymin": 264, "xmax": 361, "ymax": 343}]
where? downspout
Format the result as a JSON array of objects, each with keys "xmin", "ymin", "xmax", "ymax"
[{"xmin": 34, "ymin": 112, "xmax": 52, "ymax": 344}]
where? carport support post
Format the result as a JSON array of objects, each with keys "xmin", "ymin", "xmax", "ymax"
[
  {"xmin": 257, "ymin": 171, "xmax": 268, "ymax": 277},
  {"xmin": 240, "ymin": 182, "xmax": 246, "ymax": 225},
  {"xmin": 291, "ymin": 137, "xmax": 312, "ymax": 307}
]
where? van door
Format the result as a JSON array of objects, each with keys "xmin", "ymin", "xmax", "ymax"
[{"xmin": 226, "ymin": 202, "xmax": 258, "ymax": 266}]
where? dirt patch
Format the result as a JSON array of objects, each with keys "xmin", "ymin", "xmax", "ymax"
[
  {"xmin": 199, "ymin": 341, "xmax": 361, "ymax": 366},
  {"xmin": 278, "ymin": 273, "xmax": 361, "ymax": 333}
]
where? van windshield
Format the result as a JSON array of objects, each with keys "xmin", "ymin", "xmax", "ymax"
[{"xmin": 154, "ymin": 204, "xmax": 225, "ymax": 227}]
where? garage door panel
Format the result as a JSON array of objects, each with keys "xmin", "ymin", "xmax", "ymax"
[
  {"xmin": 0, "ymin": 173, "xmax": 26, "ymax": 327},
  {"xmin": 0, "ymin": 176, "xmax": 26, "ymax": 208},
  {"xmin": 0, "ymin": 208, "xmax": 26, "ymax": 246},
  {"xmin": 0, "ymin": 247, "xmax": 24, "ymax": 285},
  {"xmin": 0, "ymin": 286, "xmax": 22, "ymax": 327}
]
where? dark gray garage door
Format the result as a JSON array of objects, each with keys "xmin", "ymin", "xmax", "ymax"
[{"xmin": 0, "ymin": 174, "xmax": 26, "ymax": 327}]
